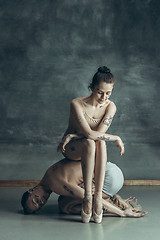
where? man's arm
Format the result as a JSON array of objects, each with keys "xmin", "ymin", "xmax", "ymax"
[
  {"xmin": 102, "ymin": 198, "xmax": 125, "ymax": 217},
  {"xmin": 58, "ymin": 195, "xmax": 147, "ymax": 217},
  {"xmin": 110, "ymin": 194, "xmax": 130, "ymax": 210}
]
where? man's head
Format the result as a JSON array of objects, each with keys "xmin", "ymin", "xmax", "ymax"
[{"xmin": 21, "ymin": 185, "xmax": 50, "ymax": 214}]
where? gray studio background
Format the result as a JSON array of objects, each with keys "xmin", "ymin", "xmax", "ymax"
[{"xmin": 0, "ymin": 0, "xmax": 160, "ymax": 180}]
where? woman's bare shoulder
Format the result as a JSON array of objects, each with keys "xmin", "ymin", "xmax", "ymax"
[
  {"xmin": 71, "ymin": 97, "xmax": 81, "ymax": 106},
  {"xmin": 105, "ymin": 101, "xmax": 117, "ymax": 113},
  {"xmin": 71, "ymin": 95, "xmax": 90, "ymax": 105},
  {"xmin": 70, "ymin": 98, "xmax": 83, "ymax": 112}
]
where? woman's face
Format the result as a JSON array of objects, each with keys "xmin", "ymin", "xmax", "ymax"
[{"xmin": 92, "ymin": 81, "xmax": 114, "ymax": 105}]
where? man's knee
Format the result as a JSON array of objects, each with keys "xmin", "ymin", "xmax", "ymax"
[{"xmin": 58, "ymin": 195, "xmax": 82, "ymax": 214}]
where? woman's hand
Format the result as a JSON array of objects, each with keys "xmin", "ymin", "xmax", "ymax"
[
  {"xmin": 115, "ymin": 137, "xmax": 125, "ymax": 156},
  {"xmin": 123, "ymin": 208, "xmax": 148, "ymax": 218},
  {"xmin": 57, "ymin": 134, "xmax": 72, "ymax": 153}
]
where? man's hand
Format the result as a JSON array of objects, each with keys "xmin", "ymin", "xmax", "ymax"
[
  {"xmin": 123, "ymin": 208, "xmax": 148, "ymax": 218},
  {"xmin": 111, "ymin": 194, "xmax": 129, "ymax": 210}
]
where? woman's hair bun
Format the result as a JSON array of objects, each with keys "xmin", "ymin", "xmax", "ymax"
[{"xmin": 98, "ymin": 66, "xmax": 111, "ymax": 74}]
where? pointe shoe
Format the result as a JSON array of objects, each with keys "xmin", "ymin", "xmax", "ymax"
[
  {"xmin": 93, "ymin": 192, "xmax": 103, "ymax": 223},
  {"xmin": 93, "ymin": 209, "xmax": 103, "ymax": 224},
  {"xmin": 81, "ymin": 207, "xmax": 92, "ymax": 223}
]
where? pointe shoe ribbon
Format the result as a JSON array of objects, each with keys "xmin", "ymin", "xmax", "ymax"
[
  {"xmin": 93, "ymin": 209, "xmax": 103, "ymax": 224},
  {"xmin": 81, "ymin": 207, "xmax": 92, "ymax": 223}
]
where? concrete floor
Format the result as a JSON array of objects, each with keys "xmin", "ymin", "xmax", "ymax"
[{"xmin": 0, "ymin": 186, "xmax": 160, "ymax": 240}]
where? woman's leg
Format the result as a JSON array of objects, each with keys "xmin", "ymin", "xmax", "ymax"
[
  {"xmin": 64, "ymin": 139, "xmax": 96, "ymax": 214},
  {"xmin": 81, "ymin": 139, "xmax": 95, "ymax": 214},
  {"xmin": 94, "ymin": 140, "xmax": 107, "ymax": 215}
]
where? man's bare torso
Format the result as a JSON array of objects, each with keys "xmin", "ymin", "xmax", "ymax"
[{"xmin": 40, "ymin": 158, "xmax": 83, "ymax": 194}]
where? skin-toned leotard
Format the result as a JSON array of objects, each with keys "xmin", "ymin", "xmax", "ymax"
[{"xmin": 78, "ymin": 98, "xmax": 110, "ymax": 130}]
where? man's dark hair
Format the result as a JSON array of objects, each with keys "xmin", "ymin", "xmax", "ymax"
[{"xmin": 21, "ymin": 191, "xmax": 31, "ymax": 214}]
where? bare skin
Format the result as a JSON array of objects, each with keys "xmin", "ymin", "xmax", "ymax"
[
  {"xmin": 58, "ymin": 195, "xmax": 147, "ymax": 218},
  {"xmin": 57, "ymin": 81, "xmax": 124, "ymax": 216},
  {"xmin": 24, "ymin": 158, "xmax": 147, "ymax": 217}
]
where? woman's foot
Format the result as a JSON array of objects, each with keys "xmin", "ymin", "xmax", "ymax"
[
  {"xmin": 93, "ymin": 192, "xmax": 103, "ymax": 224},
  {"xmin": 81, "ymin": 193, "xmax": 92, "ymax": 223}
]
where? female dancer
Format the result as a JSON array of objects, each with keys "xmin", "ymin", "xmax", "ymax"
[{"xmin": 57, "ymin": 66, "xmax": 124, "ymax": 223}]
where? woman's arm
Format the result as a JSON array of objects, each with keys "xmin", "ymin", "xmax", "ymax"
[
  {"xmin": 96, "ymin": 101, "xmax": 117, "ymax": 133},
  {"xmin": 58, "ymin": 101, "xmax": 121, "ymax": 152},
  {"xmin": 71, "ymin": 100, "xmax": 117, "ymax": 140},
  {"xmin": 57, "ymin": 127, "xmax": 71, "ymax": 152},
  {"xmin": 71, "ymin": 100, "xmax": 124, "ymax": 155},
  {"xmin": 57, "ymin": 133, "xmax": 86, "ymax": 152}
]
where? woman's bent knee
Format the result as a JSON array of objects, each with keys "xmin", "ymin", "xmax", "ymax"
[
  {"xmin": 96, "ymin": 140, "xmax": 106, "ymax": 148},
  {"xmin": 82, "ymin": 139, "xmax": 96, "ymax": 150}
]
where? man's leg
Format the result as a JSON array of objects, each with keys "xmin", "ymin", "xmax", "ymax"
[{"xmin": 58, "ymin": 196, "xmax": 82, "ymax": 214}]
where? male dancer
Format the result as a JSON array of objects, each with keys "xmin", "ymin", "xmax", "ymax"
[{"xmin": 21, "ymin": 158, "xmax": 147, "ymax": 219}]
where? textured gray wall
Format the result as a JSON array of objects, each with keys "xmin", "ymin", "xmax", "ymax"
[{"xmin": 0, "ymin": 0, "xmax": 160, "ymax": 180}]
